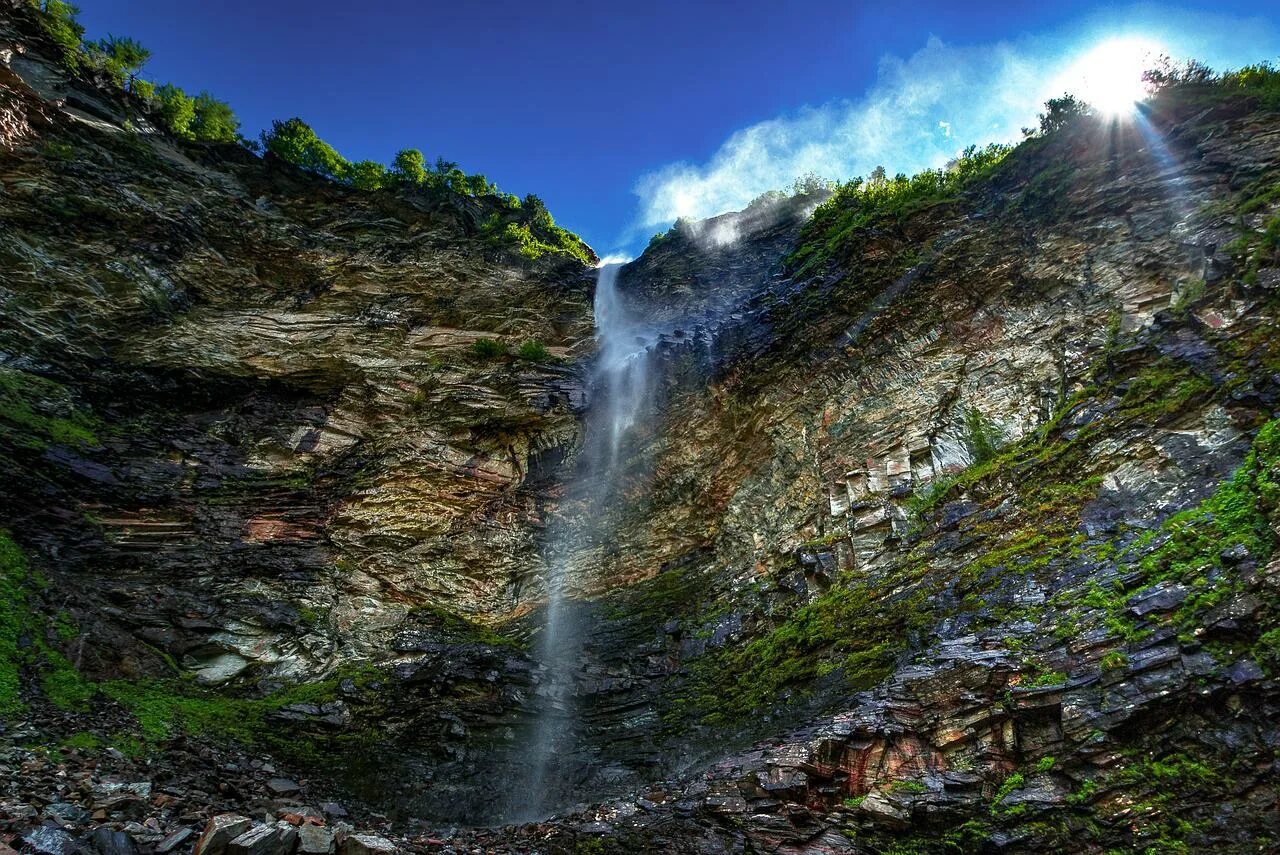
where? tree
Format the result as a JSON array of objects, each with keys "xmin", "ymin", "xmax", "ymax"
[
  {"xmin": 156, "ymin": 84, "xmax": 196, "ymax": 138},
  {"xmin": 1035, "ymin": 94, "xmax": 1092, "ymax": 135},
  {"xmin": 34, "ymin": 1, "xmax": 85, "ymax": 69},
  {"xmin": 261, "ymin": 118, "xmax": 349, "ymax": 179},
  {"xmin": 867, "ymin": 165, "xmax": 888, "ymax": 187},
  {"xmin": 348, "ymin": 160, "xmax": 388, "ymax": 191},
  {"xmin": 391, "ymin": 148, "xmax": 427, "ymax": 185},
  {"xmin": 190, "ymin": 92, "xmax": 239, "ymax": 143},
  {"xmin": 94, "ymin": 34, "xmax": 150, "ymax": 90}
]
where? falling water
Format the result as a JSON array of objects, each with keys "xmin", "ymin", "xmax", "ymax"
[{"xmin": 510, "ymin": 262, "xmax": 657, "ymax": 822}]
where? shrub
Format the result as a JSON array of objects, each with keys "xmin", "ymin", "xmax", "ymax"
[
  {"xmin": 517, "ymin": 340, "xmax": 551, "ymax": 361},
  {"xmin": 789, "ymin": 142, "xmax": 1010, "ymax": 274},
  {"xmin": 1033, "ymin": 94, "xmax": 1093, "ymax": 136},
  {"xmin": 156, "ymin": 84, "xmax": 196, "ymax": 138},
  {"xmin": 347, "ymin": 159, "xmax": 388, "ymax": 191},
  {"xmin": 190, "ymin": 92, "xmax": 239, "ymax": 143},
  {"xmin": 470, "ymin": 338, "xmax": 506, "ymax": 360},
  {"xmin": 92, "ymin": 34, "xmax": 149, "ymax": 89},
  {"xmin": 31, "ymin": 0, "xmax": 85, "ymax": 69},
  {"xmin": 392, "ymin": 148, "xmax": 427, "ymax": 185},
  {"xmin": 261, "ymin": 118, "xmax": 349, "ymax": 180}
]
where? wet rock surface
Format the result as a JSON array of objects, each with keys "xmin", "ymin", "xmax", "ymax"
[{"xmin": 3, "ymin": 2, "xmax": 1280, "ymax": 852}]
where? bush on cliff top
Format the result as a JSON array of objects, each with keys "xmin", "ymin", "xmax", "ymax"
[{"xmin": 23, "ymin": 1, "xmax": 593, "ymax": 262}]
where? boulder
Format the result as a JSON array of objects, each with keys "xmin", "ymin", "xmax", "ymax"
[
  {"xmin": 265, "ymin": 779, "xmax": 301, "ymax": 797},
  {"xmin": 20, "ymin": 827, "xmax": 82, "ymax": 855},
  {"xmin": 226, "ymin": 825, "xmax": 285, "ymax": 855},
  {"xmin": 194, "ymin": 815, "xmax": 253, "ymax": 855},
  {"xmin": 82, "ymin": 829, "xmax": 138, "ymax": 855},
  {"xmin": 155, "ymin": 829, "xmax": 195, "ymax": 854},
  {"xmin": 296, "ymin": 825, "xmax": 335, "ymax": 855},
  {"xmin": 338, "ymin": 835, "xmax": 397, "ymax": 855}
]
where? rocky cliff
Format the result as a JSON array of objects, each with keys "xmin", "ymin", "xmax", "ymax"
[{"xmin": 4, "ymin": 3, "xmax": 1280, "ymax": 853}]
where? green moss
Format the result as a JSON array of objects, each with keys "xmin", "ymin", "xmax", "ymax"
[
  {"xmin": 991, "ymin": 772, "xmax": 1026, "ymax": 814},
  {"xmin": 62, "ymin": 731, "xmax": 101, "ymax": 752},
  {"xmin": 687, "ymin": 576, "xmax": 928, "ymax": 725},
  {"xmin": 1024, "ymin": 670, "xmax": 1067, "ymax": 688},
  {"xmin": 0, "ymin": 530, "xmax": 31, "ymax": 717},
  {"xmin": 1034, "ymin": 756, "xmax": 1056, "ymax": 773},
  {"xmin": 0, "ymin": 367, "xmax": 100, "ymax": 450},
  {"xmin": 890, "ymin": 779, "xmax": 927, "ymax": 794},
  {"xmin": 1100, "ymin": 651, "xmax": 1128, "ymax": 670}
]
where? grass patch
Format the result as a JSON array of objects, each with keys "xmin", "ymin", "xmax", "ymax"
[{"xmin": 0, "ymin": 367, "xmax": 100, "ymax": 450}]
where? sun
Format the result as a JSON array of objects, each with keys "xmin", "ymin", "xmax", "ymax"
[{"xmin": 1059, "ymin": 37, "xmax": 1164, "ymax": 117}]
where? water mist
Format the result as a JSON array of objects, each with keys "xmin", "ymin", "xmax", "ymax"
[{"xmin": 511, "ymin": 262, "xmax": 657, "ymax": 822}]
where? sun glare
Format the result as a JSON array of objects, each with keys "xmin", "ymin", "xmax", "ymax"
[{"xmin": 1059, "ymin": 37, "xmax": 1164, "ymax": 117}]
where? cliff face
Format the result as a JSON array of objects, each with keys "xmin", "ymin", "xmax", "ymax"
[{"xmin": 4, "ymin": 3, "xmax": 1280, "ymax": 852}]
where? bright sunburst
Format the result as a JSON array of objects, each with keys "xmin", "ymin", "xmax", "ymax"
[{"xmin": 1058, "ymin": 37, "xmax": 1165, "ymax": 117}]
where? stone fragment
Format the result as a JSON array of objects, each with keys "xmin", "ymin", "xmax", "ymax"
[
  {"xmin": 194, "ymin": 814, "xmax": 253, "ymax": 855},
  {"xmin": 44, "ymin": 802, "xmax": 90, "ymax": 824},
  {"xmin": 83, "ymin": 828, "xmax": 138, "ymax": 855},
  {"xmin": 1228, "ymin": 659, "xmax": 1265, "ymax": 684},
  {"xmin": 857, "ymin": 791, "xmax": 909, "ymax": 826},
  {"xmin": 1126, "ymin": 581, "xmax": 1188, "ymax": 616},
  {"xmin": 296, "ymin": 825, "xmax": 335, "ymax": 855},
  {"xmin": 338, "ymin": 835, "xmax": 397, "ymax": 855},
  {"xmin": 265, "ymin": 779, "xmax": 301, "ymax": 797},
  {"xmin": 226, "ymin": 825, "xmax": 281, "ymax": 855},
  {"xmin": 155, "ymin": 828, "xmax": 194, "ymax": 854},
  {"xmin": 20, "ymin": 827, "xmax": 81, "ymax": 855}
]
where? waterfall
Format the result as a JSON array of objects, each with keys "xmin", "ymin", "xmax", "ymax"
[{"xmin": 508, "ymin": 262, "xmax": 655, "ymax": 822}]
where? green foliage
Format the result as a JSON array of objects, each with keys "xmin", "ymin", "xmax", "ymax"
[
  {"xmin": 0, "ymin": 366, "xmax": 100, "ymax": 450},
  {"xmin": 155, "ymin": 84, "xmax": 196, "ymax": 138},
  {"xmin": 91, "ymin": 33, "xmax": 150, "ymax": 89},
  {"xmin": 62, "ymin": 731, "xmax": 101, "ymax": 752},
  {"xmin": 1034, "ymin": 756, "xmax": 1056, "ymax": 773},
  {"xmin": 689, "ymin": 577, "xmax": 927, "ymax": 724},
  {"xmin": 190, "ymin": 92, "xmax": 239, "ymax": 142},
  {"xmin": 1024, "ymin": 670, "xmax": 1067, "ymax": 688},
  {"xmin": 0, "ymin": 531, "xmax": 31, "ymax": 717},
  {"xmin": 1146, "ymin": 57, "xmax": 1280, "ymax": 110},
  {"xmin": 991, "ymin": 772, "xmax": 1026, "ymax": 813},
  {"xmin": 262, "ymin": 118, "xmax": 349, "ymax": 179},
  {"xmin": 964, "ymin": 407, "xmax": 1001, "ymax": 465},
  {"xmin": 470, "ymin": 338, "xmax": 507, "ymax": 360},
  {"xmin": 789, "ymin": 142, "xmax": 1011, "ymax": 274},
  {"xmin": 517, "ymin": 340, "xmax": 552, "ymax": 361},
  {"xmin": 391, "ymin": 148, "xmax": 427, "ymax": 185},
  {"xmin": 1032, "ymin": 94, "xmax": 1093, "ymax": 136},
  {"xmin": 31, "ymin": 0, "xmax": 85, "ymax": 69},
  {"xmin": 347, "ymin": 159, "xmax": 389, "ymax": 191},
  {"xmin": 1100, "ymin": 650, "xmax": 1128, "ymax": 670},
  {"xmin": 480, "ymin": 204, "xmax": 594, "ymax": 266}
]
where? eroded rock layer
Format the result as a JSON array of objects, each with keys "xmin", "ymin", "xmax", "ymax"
[{"xmin": 4, "ymin": 2, "xmax": 1280, "ymax": 852}]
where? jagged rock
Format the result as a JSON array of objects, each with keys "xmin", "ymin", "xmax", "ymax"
[
  {"xmin": 337, "ymin": 835, "xmax": 396, "ymax": 855},
  {"xmin": 82, "ymin": 828, "xmax": 137, "ymax": 855},
  {"xmin": 193, "ymin": 815, "xmax": 253, "ymax": 855},
  {"xmin": 295, "ymin": 825, "xmax": 334, "ymax": 855},
  {"xmin": 265, "ymin": 779, "xmax": 301, "ymax": 797},
  {"xmin": 226, "ymin": 825, "xmax": 289, "ymax": 855},
  {"xmin": 154, "ymin": 829, "xmax": 194, "ymax": 854},
  {"xmin": 19, "ymin": 827, "xmax": 82, "ymax": 855}
]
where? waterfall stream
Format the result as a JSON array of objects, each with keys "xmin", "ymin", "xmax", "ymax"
[{"xmin": 511, "ymin": 262, "xmax": 657, "ymax": 821}]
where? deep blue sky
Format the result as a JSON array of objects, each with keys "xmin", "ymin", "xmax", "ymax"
[{"xmin": 77, "ymin": 1, "xmax": 1279, "ymax": 256}]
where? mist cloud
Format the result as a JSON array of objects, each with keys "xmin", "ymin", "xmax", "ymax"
[{"xmin": 630, "ymin": 8, "xmax": 1280, "ymax": 234}]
